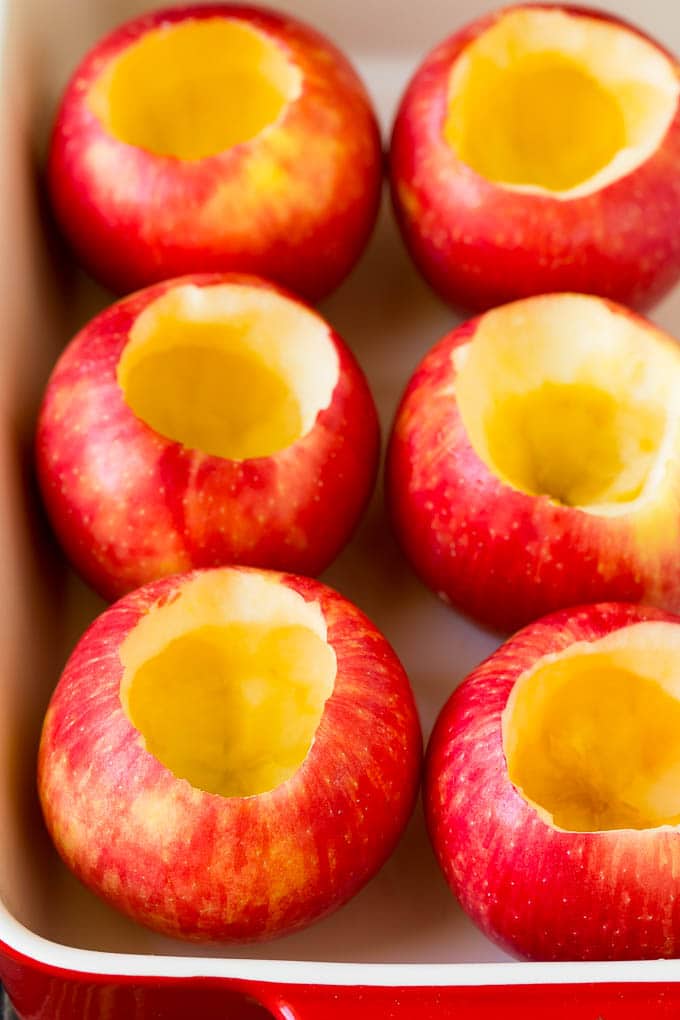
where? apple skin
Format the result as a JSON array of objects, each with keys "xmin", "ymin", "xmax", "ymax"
[
  {"xmin": 386, "ymin": 300, "xmax": 680, "ymax": 634},
  {"xmin": 36, "ymin": 272, "xmax": 380, "ymax": 602},
  {"xmin": 425, "ymin": 601, "xmax": 680, "ymax": 962},
  {"xmin": 47, "ymin": 4, "xmax": 382, "ymax": 301},
  {"xmin": 390, "ymin": 4, "xmax": 680, "ymax": 313},
  {"xmin": 38, "ymin": 567, "xmax": 422, "ymax": 942}
]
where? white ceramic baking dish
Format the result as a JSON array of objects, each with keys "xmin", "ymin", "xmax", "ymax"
[{"xmin": 3, "ymin": 0, "xmax": 680, "ymax": 1015}]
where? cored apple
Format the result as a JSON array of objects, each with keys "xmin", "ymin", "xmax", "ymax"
[
  {"xmin": 387, "ymin": 293, "xmax": 680, "ymax": 632},
  {"xmin": 48, "ymin": 4, "xmax": 382, "ymax": 300},
  {"xmin": 38, "ymin": 566, "xmax": 422, "ymax": 941},
  {"xmin": 425, "ymin": 601, "xmax": 680, "ymax": 961},
  {"xmin": 36, "ymin": 273, "xmax": 379, "ymax": 601},
  {"xmin": 390, "ymin": 4, "xmax": 680, "ymax": 311}
]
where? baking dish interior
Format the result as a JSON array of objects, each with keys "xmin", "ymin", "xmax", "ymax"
[{"xmin": 4, "ymin": 0, "xmax": 680, "ymax": 981}]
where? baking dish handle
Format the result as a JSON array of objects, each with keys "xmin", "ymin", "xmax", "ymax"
[
  {"xmin": 260, "ymin": 983, "xmax": 518, "ymax": 1018},
  {"xmin": 261, "ymin": 986, "xmax": 385, "ymax": 1019},
  {"xmin": 257, "ymin": 980, "xmax": 680, "ymax": 1019}
]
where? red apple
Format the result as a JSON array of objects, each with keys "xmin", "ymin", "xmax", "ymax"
[
  {"xmin": 38, "ymin": 566, "xmax": 422, "ymax": 942},
  {"xmin": 48, "ymin": 3, "xmax": 382, "ymax": 300},
  {"xmin": 386, "ymin": 292, "xmax": 680, "ymax": 632},
  {"xmin": 36, "ymin": 273, "xmax": 379, "ymax": 601},
  {"xmin": 425, "ymin": 601, "xmax": 680, "ymax": 961},
  {"xmin": 390, "ymin": 4, "xmax": 680, "ymax": 312}
]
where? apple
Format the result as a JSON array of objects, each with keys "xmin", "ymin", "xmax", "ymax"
[
  {"xmin": 36, "ymin": 272, "xmax": 380, "ymax": 601},
  {"xmin": 390, "ymin": 4, "xmax": 680, "ymax": 312},
  {"xmin": 425, "ymin": 601, "xmax": 680, "ymax": 961},
  {"xmin": 386, "ymin": 292, "xmax": 680, "ymax": 633},
  {"xmin": 38, "ymin": 566, "xmax": 422, "ymax": 941},
  {"xmin": 47, "ymin": 3, "xmax": 382, "ymax": 300}
]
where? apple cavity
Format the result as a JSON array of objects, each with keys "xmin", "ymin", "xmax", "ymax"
[
  {"xmin": 387, "ymin": 293, "xmax": 680, "ymax": 632},
  {"xmin": 38, "ymin": 567, "xmax": 422, "ymax": 942},
  {"xmin": 48, "ymin": 4, "xmax": 382, "ymax": 299},
  {"xmin": 37, "ymin": 274, "xmax": 379, "ymax": 600},
  {"xmin": 426, "ymin": 602, "xmax": 680, "ymax": 961},
  {"xmin": 390, "ymin": 5, "xmax": 680, "ymax": 310}
]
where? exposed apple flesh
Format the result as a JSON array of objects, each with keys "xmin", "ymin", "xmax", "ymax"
[
  {"xmin": 453, "ymin": 296, "xmax": 672, "ymax": 513},
  {"xmin": 504, "ymin": 633, "xmax": 680, "ymax": 832},
  {"xmin": 88, "ymin": 18, "xmax": 301, "ymax": 161},
  {"xmin": 115, "ymin": 281, "xmax": 338, "ymax": 461},
  {"xmin": 444, "ymin": 8, "xmax": 676, "ymax": 195},
  {"xmin": 124, "ymin": 621, "xmax": 334, "ymax": 798}
]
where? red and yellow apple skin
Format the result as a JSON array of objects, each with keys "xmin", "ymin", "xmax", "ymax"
[
  {"xmin": 390, "ymin": 6, "xmax": 680, "ymax": 313},
  {"xmin": 38, "ymin": 567, "xmax": 422, "ymax": 942},
  {"xmin": 386, "ymin": 303, "xmax": 680, "ymax": 634},
  {"xmin": 48, "ymin": 4, "xmax": 382, "ymax": 300},
  {"xmin": 425, "ymin": 602, "xmax": 680, "ymax": 962},
  {"xmin": 36, "ymin": 273, "xmax": 380, "ymax": 602}
]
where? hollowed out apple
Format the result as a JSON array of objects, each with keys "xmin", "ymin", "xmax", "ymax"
[
  {"xmin": 48, "ymin": 4, "xmax": 382, "ymax": 299},
  {"xmin": 387, "ymin": 293, "xmax": 680, "ymax": 632},
  {"xmin": 426, "ymin": 602, "xmax": 680, "ymax": 960},
  {"xmin": 38, "ymin": 567, "xmax": 422, "ymax": 942},
  {"xmin": 390, "ymin": 4, "xmax": 680, "ymax": 311},
  {"xmin": 36, "ymin": 274, "xmax": 379, "ymax": 600}
]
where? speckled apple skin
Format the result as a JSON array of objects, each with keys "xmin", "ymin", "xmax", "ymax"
[
  {"xmin": 386, "ymin": 300, "xmax": 680, "ymax": 633},
  {"xmin": 48, "ymin": 3, "xmax": 382, "ymax": 301},
  {"xmin": 390, "ymin": 4, "xmax": 680, "ymax": 313},
  {"xmin": 38, "ymin": 567, "xmax": 422, "ymax": 943},
  {"xmin": 36, "ymin": 273, "xmax": 380, "ymax": 601},
  {"xmin": 425, "ymin": 602, "xmax": 680, "ymax": 961}
]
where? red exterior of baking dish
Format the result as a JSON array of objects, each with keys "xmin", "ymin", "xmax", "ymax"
[{"xmin": 3, "ymin": 939, "xmax": 680, "ymax": 1020}]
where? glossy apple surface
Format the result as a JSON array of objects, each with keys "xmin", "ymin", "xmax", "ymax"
[
  {"xmin": 36, "ymin": 273, "xmax": 379, "ymax": 601},
  {"xmin": 387, "ymin": 293, "xmax": 680, "ymax": 632},
  {"xmin": 425, "ymin": 601, "xmax": 680, "ymax": 961},
  {"xmin": 38, "ymin": 566, "xmax": 422, "ymax": 942},
  {"xmin": 390, "ymin": 4, "xmax": 680, "ymax": 311},
  {"xmin": 48, "ymin": 3, "xmax": 382, "ymax": 300}
]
